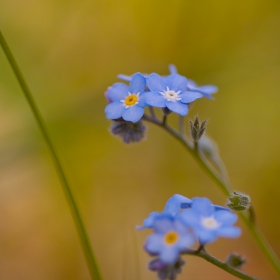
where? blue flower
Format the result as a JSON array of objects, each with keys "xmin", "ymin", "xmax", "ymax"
[
  {"xmin": 105, "ymin": 73, "xmax": 147, "ymax": 123},
  {"xmin": 179, "ymin": 197, "xmax": 241, "ymax": 245},
  {"xmin": 168, "ymin": 64, "xmax": 218, "ymax": 99},
  {"xmin": 142, "ymin": 73, "xmax": 203, "ymax": 116},
  {"xmin": 145, "ymin": 214, "xmax": 195, "ymax": 264}
]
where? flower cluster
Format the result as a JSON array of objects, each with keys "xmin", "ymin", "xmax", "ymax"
[
  {"xmin": 138, "ymin": 194, "xmax": 241, "ymax": 279},
  {"xmin": 104, "ymin": 65, "xmax": 218, "ymax": 124}
]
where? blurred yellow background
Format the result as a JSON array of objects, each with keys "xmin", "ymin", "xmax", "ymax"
[{"xmin": 0, "ymin": 0, "xmax": 280, "ymax": 279}]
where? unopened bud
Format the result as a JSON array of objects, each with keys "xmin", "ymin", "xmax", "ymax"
[
  {"xmin": 189, "ymin": 116, "xmax": 207, "ymax": 142},
  {"xmin": 226, "ymin": 253, "xmax": 246, "ymax": 269},
  {"xmin": 227, "ymin": 191, "xmax": 251, "ymax": 211},
  {"xmin": 110, "ymin": 120, "xmax": 146, "ymax": 144},
  {"xmin": 149, "ymin": 257, "xmax": 185, "ymax": 280}
]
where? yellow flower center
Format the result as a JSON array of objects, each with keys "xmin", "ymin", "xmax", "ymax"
[
  {"xmin": 164, "ymin": 231, "xmax": 178, "ymax": 245},
  {"xmin": 123, "ymin": 93, "xmax": 139, "ymax": 107}
]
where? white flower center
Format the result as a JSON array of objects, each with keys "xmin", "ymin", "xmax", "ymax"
[
  {"xmin": 160, "ymin": 87, "xmax": 181, "ymax": 102},
  {"xmin": 121, "ymin": 92, "xmax": 140, "ymax": 108},
  {"xmin": 201, "ymin": 216, "xmax": 220, "ymax": 230}
]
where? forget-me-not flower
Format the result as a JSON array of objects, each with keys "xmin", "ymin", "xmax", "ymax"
[
  {"xmin": 105, "ymin": 73, "xmax": 147, "ymax": 123},
  {"xmin": 142, "ymin": 73, "xmax": 203, "ymax": 116},
  {"xmin": 145, "ymin": 214, "xmax": 195, "ymax": 264},
  {"xmin": 179, "ymin": 197, "xmax": 241, "ymax": 245}
]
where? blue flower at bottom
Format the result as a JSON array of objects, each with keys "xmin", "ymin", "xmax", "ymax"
[
  {"xmin": 145, "ymin": 215, "xmax": 195, "ymax": 264},
  {"xmin": 142, "ymin": 73, "xmax": 203, "ymax": 116},
  {"xmin": 105, "ymin": 73, "xmax": 147, "ymax": 123},
  {"xmin": 179, "ymin": 197, "xmax": 241, "ymax": 245}
]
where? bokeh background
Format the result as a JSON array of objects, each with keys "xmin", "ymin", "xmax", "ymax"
[{"xmin": 0, "ymin": 0, "xmax": 280, "ymax": 279}]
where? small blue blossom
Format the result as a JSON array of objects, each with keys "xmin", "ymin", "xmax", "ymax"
[
  {"xmin": 145, "ymin": 214, "xmax": 195, "ymax": 264},
  {"xmin": 179, "ymin": 197, "xmax": 241, "ymax": 245},
  {"xmin": 105, "ymin": 73, "xmax": 147, "ymax": 123},
  {"xmin": 142, "ymin": 73, "xmax": 203, "ymax": 116}
]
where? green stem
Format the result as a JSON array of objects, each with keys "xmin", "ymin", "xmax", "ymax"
[
  {"xmin": 186, "ymin": 247, "xmax": 260, "ymax": 280},
  {"xmin": 143, "ymin": 113, "xmax": 280, "ymax": 278},
  {"xmin": 0, "ymin": 31, "xmax": 102, "ymax": 280}
]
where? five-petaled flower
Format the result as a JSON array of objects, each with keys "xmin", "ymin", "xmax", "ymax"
[
  {"xmin": 145, "ymin": 214, "xmax": 195, "ymax": 265},
  {"xmin": 105, "ymin": 73, "xmax": 147, "ymax": 123},
  {"xmin": 142, "ymin": 73, "xmax": 203, "ymax": 116},
  {"xmin": 179, "ymin": 197, "xmax": 241, "ymax": 245}
]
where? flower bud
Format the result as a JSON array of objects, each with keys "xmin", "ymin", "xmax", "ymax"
[
  {"xmin": 227, "ymin": 191, "xmax": 251, "ymax": 211},
  {"xmin": 110, "ymin": 120, "xmax": 146, "ymax": 144},
  {"xmin": 149, "ymin": 257, "xmax": 185, "ymax": 280},
  {"xmin": 226, "ymin": 253, "xmax": 246, "ymax": 269},
  {"xmin": 189, "ymin": 115, "xmax": 207, "ymax": 143}
]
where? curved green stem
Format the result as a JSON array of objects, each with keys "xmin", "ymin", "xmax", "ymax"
[
  {"xmin": 185, "ymin": 247, "xmax": 260, "ymax": 280},
  {"xmin": 143, "ymin": 113, "xmax": 280, "ymax": 278},
  {"xmin": 0, "ymin": 31, "xmax": 102, "ymax": 280}
]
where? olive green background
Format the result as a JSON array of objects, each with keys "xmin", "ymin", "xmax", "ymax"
[{"xmin": 0, "ymin": 0, "xmax": 280, "ymax": 279}]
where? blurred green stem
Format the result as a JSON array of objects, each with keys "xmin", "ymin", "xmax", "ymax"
[
  {"xmin": 186, "ymin": 247, "xmax": 260, "ymax": 280},
  {"xmin": 143, "ymin": 113, "xmax": 280, "ymax": 278},
  {"xmin": 0, "ymin": 31, "xmax": 102, "ymax": 280}
]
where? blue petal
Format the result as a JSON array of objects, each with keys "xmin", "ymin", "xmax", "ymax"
[
  {"xmin": 137, "ymin": 94, "xmax": 148, "ymax": 107},
  {"xmin": 197, "ymin": 228, "xmax": 217, "ymax": 244},
  {"xmin": 153, "ymin": 216, "xmax": 174, "ymax": 234},
  {"xmin": 187, "ymin": 85, "xmax": 217, "ymax": 99},
  {"xmin": 177, "ymin": 233, "xmax": 196, "ymax": 249},
  {"xmin": 186, "ymin": 79, "xmax": 197, "ymax": 88},
  {"xmin": 191, "ymin": 198, "xmax": 214, "ymax": 216},
  {"xmin": 214, "ymin": 205, "xmax": 231, "ymax": 212},
  {"xmin": 168, "ymin": 64, "xmax": 178, "ymax": 75},
  {"xmin": 105, "ymin": 102, "xmax": 124, "ymax": 119},
  {"xmin": 117, "ymin": 74, "xmax": 132, "ymax": 82},
  {"xmin": 122, "ymin": 106, "xmax": 144, "ymax": 123},
  {"xmin": 166, "ymin": 101, "xmax": 189, "ymax": 116},
  {"xmin": 160, "ymin": 246, "xmax": 180, "ymax": 264},
  {"xmin": 199, "ymin": 85, "xmax": 218, "ymax": 94},
  {"xmin": 165, "ymin": 74, "xmax": 188, "ymax": 92},
  {"xmin": 138, "ymin": 212, "xmax": 161, "ymax": 229},
  {"xmin": 108, "ymin": 83, "xmax": 129, "ymax": 102},
  {"xmin": 218, "ymin": 227, "xmax": 241, "ymax": 238},
  {"xmin": 214, "ymin": 211, "xmax": 238, "ymax": 225},
  {"xmin": 142, "ymin": 91, "xmax": 166, "ymax": 107},
  {"xmin": 145, "ymin": 234, "xmax": 163, "ymax": 254},
  {"xmin": 180, "ymin": 91, "xmax": 203, "ymax": 103},
  {"xmin": 178, "ymin": 209, "xmax": 200, "ymax": 227},
  {"xmin": 164, "ymin": 194, "xmax": 192, "ymax": 216},
  {"xmin": 147, "ymin": 73, "xmax": 166, "ymax": 92},
  {"xmin": 129, "ymin": 73, "xmax": 146, "ymax": 93}
]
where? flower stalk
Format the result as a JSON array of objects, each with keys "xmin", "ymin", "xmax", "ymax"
[{"xmin": 0, "ymin": 30, "xmax": 102, "ymax": 280}]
